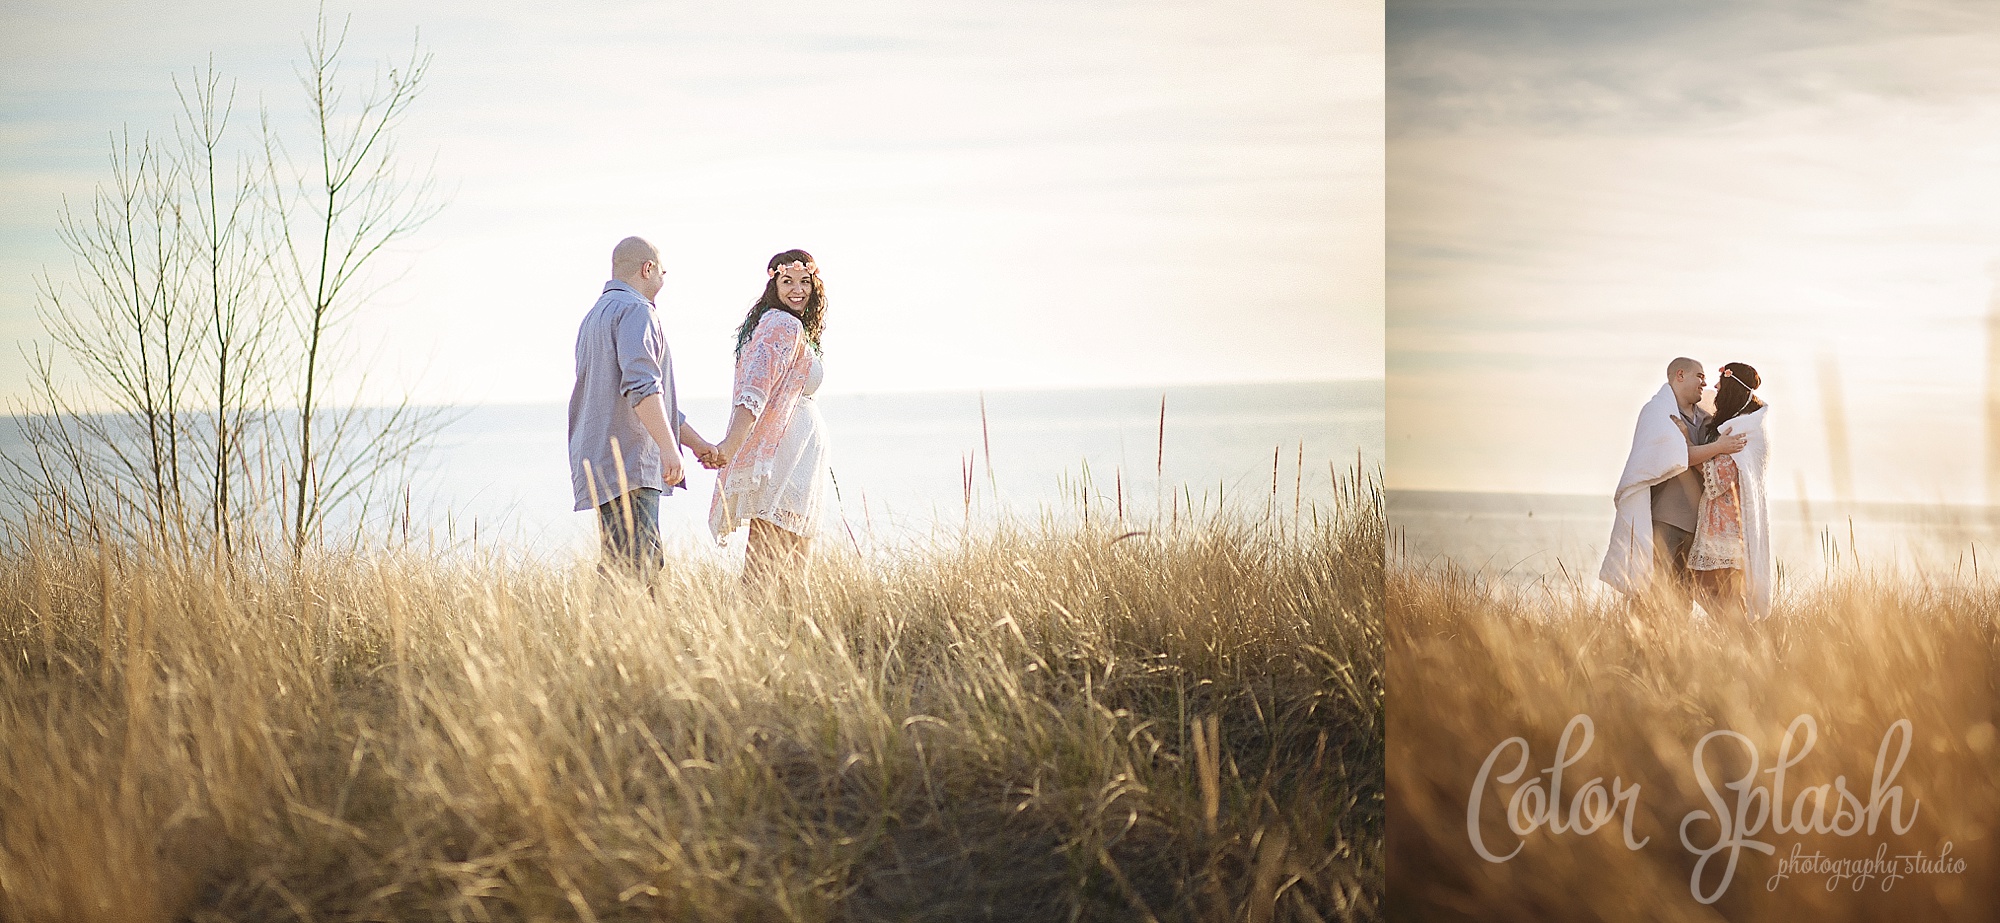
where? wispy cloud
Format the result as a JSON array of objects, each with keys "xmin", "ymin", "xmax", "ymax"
[{"xmin": 1390, "ymin": 0, "xmax": 2000, "ymax": 135}]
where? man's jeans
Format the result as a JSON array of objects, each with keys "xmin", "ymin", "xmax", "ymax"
[
  {"xmin": 597, "ymin": 487, "xmax": 662, "ymax": 577},
  {"xmin": 1651, "ymin": 520, "xmax": 1695, "ymax": 614}
]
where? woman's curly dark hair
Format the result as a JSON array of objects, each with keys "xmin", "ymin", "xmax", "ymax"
[
  {"xmin": 1711, "ymin": 361, "xmax": 1764, "ymax": 430},
  {"xmin": 733, "ymin": 249, "xmax": 826, "ymax": 357}
]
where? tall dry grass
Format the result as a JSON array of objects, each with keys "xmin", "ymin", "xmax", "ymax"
[
  {"xmin": 1388, "ymin": 563, "xmax": 2000, "ymax": 922},
  {"xmin": 0, "ymin": 475, "xmax": 1380, "ymax": 922}
]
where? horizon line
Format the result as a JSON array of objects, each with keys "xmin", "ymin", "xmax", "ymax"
[{"xmin": 1, "ymin": 376, "xmax": 1384, "ymax": 419}]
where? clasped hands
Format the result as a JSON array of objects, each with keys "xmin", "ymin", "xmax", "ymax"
[
  {"xmin": 685, "ymin": 436, "xmax": 730, "ymax": 470},
  {"xmin": 681, "ymin": 418, "xmax": 747, "ymax": 473}
]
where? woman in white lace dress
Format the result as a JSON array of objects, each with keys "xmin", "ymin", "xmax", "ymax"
[
  {"xmin": 709, "ymin": 249, "xmax": 830, "ymax": 586},
  {"xmin": 1685, "ymin": 362, "xmax": 1770, "ymax": 621}
]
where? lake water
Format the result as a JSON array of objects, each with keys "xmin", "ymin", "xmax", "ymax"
[
  {"xmin": 0, "ymin": 381, "xmax": 1381, "ymax": 560},
  {"xmin": 431, "ymin": 380, "xmax": 1382, "ymax": 557},
  {"xmin": 1391, "ymin": 489, "xmax": 2000, "ymax": 591}
]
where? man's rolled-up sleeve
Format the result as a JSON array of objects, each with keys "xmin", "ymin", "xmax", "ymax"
[{"xmin": 615, "ymin": 305, "xmax": 664, "ymax": 407}]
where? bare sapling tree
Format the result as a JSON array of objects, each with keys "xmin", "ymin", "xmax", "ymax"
[
  {"xmin": 178, "ymin": 63, "xmax": 282, "ymax": 560},
  {"xmin": 16, "ymin": 127, "xmax": 204, "ymax": 553},
  {"xmin": 264, "ymin": 13, "xmax": 444, "ymax": 554},
  {"xmin": 6, "ymin": 12, "xmax": 445, "ymax": 562}
]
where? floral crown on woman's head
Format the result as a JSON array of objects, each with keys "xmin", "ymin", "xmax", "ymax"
[
  {"xmin": 768, "ymin": 259, "xmax": 817, "ymax": 279},
  {"xmin": 1720, "ymin": 367, "xmax": 1759, "ymax": 390}
]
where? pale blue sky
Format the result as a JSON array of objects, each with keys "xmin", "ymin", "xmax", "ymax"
[
  {"xmin": 0, "ymin": 0, "xmax": 1383, "ymax": 409},
  {"xmin": 1390, "ymin": 0, "xmax": 2000, "ymax": 503}
]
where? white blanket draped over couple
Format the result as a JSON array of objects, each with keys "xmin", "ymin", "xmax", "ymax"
[{"xmin": 1600, "ymin": 357, "xmax": 1771, "ymax": 620}]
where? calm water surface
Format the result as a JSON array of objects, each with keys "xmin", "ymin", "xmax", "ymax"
[
  {"xmin": 400, "ymin": 379, "xmax": 1380, "ymax": 557},
  {"xmin": 1392, "ymin": 489, "xmax": 2000, "ymax": 592}
]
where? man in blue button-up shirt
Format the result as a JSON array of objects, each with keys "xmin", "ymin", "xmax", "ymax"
[{"xmin": 567, "ymin": 236, "xmax": 719, "ymax": 575}]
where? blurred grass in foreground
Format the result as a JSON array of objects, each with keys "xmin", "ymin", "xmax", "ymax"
[
  {"xmin": 1388, "ymin": 561, "xmax": 2000, "ymax": 922},
  {"xmin": 0, "ymin": 470, "xmax": 1381, "ymax": 922}
]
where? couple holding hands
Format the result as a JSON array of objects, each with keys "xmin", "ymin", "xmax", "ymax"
[
  {"xmin": 1601, "ymin": 357, "xmax": 1772, "ymax": 621},
  {"xmin": 566, "ymin": 237, "xmax": 829, "ymax": 586}
]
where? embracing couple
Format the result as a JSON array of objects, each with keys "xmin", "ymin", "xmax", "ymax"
[
  {"xmin": 566, "ymin": 236, "xmax": 830, "ymax": 587},
  {"xmin": 1600, "ymin": 357, "xmax": 1770, "ymax": 621}
]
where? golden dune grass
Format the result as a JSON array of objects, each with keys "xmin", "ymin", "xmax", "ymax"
[
  {"xmin": 0, "ymin": 483, "xmax": 1380, "ymax": 922},
  {"xmin": 1388, "ymin": 563, "xmax": 2000, "ymax": 922}
]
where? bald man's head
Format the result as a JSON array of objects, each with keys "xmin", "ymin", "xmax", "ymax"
[
  {"xmin": 612, "ymin": 237, "xmax": 658, "ymax": 276},
  {"xmin": 1666, "ymin": 356, "xmax": 1705, "ymax": 407},
  {"xmin": 611, "ymin": 236, "xmax": 663, "ymax": 299}
]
